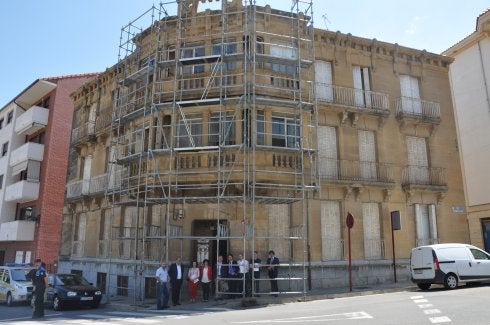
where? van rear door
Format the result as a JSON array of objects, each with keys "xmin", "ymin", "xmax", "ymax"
[{"xmin": 411, "ymin": 247, "xmax": 435, "ymax": 279}]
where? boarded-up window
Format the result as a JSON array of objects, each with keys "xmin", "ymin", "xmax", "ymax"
[
  {"xmin": 267, "ymin": 205, "xmax": 290, "ymax": 261},
  {"xmin": 315, "ymin": 61, "xmax": 333, "ymax": 101},
  {"xmin": 415, "ymin": 204, "xmax": 438, "ymax": 246},
  {"xmin": 358, "ymin": 130, "xmax": 377, "ymax": 180},
  {"xmin": 321, "ymin": 201, "xmax": 343, "ymax": 260},
  {"xmin": 406, "ymin": 136, "xmax": 429, "ymax": 183},
  {"xmin": 362, "ymin": 203, "xmax": 383, "ymax": 259},
  {"xmin": 318, "ymin": 126, "xmax": 338, "ymax": 178},
  {"xmin": 400, "ymin": 75, "xmax": 421, "ymax": 114},
  {"xmin": 353, "ymin": 66, "xmax": 371, "ymax": 107}
]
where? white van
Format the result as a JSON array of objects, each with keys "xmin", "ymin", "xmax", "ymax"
[
  {"xmin": 411, "ymin": 243, "xmax": 490, "ymax": 290},
  {"xmin": 0, "ymin": 265, "xmax": 35, "ymax": 306}
]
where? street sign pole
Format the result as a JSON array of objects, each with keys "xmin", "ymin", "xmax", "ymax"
[
  {"xmin": 346, "ymin": 212, "xmax": 354, "ymax": 292},
  {"xmin": 390, "ymin": 211, "xmax": 401, "ymax": 283}
]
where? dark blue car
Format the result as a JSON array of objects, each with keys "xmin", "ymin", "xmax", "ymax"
[{"xmin": 46, "ymin": 274, "xmax": 102, "ymax": 310}]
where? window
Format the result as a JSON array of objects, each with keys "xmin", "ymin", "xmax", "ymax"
[
  {"xmin": 117, "ymin": 275, "xmax": 129, "ymax": 296},
  {"xmin": 212, "ymin": 39, "xmax": 237, "ymax": 70},
  {"xmin": 97, "ymin": 272, "xmax": 107, "ymax": 294},
  {"xmin": 0, "ymin": 118, "xmax": 4, "ymax": 129},
  {"xmin": 209, "ymin": 112, "xmax": 236, "ymax": 146},
  {"xmin": 358, "ymin": 130, "xmax": 377, "ymax": 180},
  {"xmin": 73, "ymin": 213, "xmax": 87, "ymax": 242},
  {"xmin": 182, "ymin": 43, "xmax": 205, "ymax": 74},
  {"xmin": 353, "ymin": 66, "xmax": 371, "ymax": 107},
  {"xmin": 362, "ymin": 203, "xmax": 383, "ymax": 259},
  {"xmin": 71, "ymin": 269, "xmax": 83, "ymax": 276},
  {"xmin": 256, "ymin": 113, "xmax": 265, "ymax": 145},
  {"xmin": 270, "ymin": 42, "xmax": 297, "ymax": 74},
  {"xmin": 0, "ymin": 174, "xmax": 3, "ymax": 190},
  {"xmin": 2, "ymin": 142, "xmax": 8, "ymax": 156},
  {"xmin": 415, "ymin": 204, "xmax": 437, "ymax": 246},
  {"xmin": 406, "ymin": 136, "xmax": 429, "ymax": 184},
  {"xmin": 7, "ymin": 111, "xmax": 13, "ymax": 124},
  {"xmin": 318, "ymin": 126, "xmax": 338, "ymax": 178},
  {"xmin": 400, "ymin": 75, "xmax": 421, "ymax": 114},
  {"xmin": 271, "ymin": 116, "xmax": 300, "ymax": 148},
  {"xmin": 16, "ymin": 206, "xmax": 36, "ymax": 221},
  {"xmin": 321, "ymin": 201, "xmax": 343, "ymax": 260},
  {"xmin": 315, "ymin": 61, "xmax": 333, "ymax": 102},
  {"xmin": 470, "ymin": 249, "xmax": 490, "ymax": 260},
  {"xmin": 176, "ymin": 114, "xmax": 202, "ymax": 148}
]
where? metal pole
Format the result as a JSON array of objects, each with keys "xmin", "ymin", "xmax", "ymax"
[
  {"xmin": 348, "ymin": 226, "xmax": 352, "ymax": 292},
  {"xmin": 391, "ymin": 220, "xmax": 397, "ymax": 283}
]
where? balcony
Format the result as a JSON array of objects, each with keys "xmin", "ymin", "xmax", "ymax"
[
  {"xmin": 95, "ymin": 111, "xmax": 112, "ymax": 133},
  {"xmin": 0, "ymin": 220, "xmax": 36, "ymax": 241},
  {"xmin": 9, "ymin": 142, "xmax": 44, "ymax": 168},
  {"xmin": 402, "ymin": 166, "xmax": 447, "ymax": 191},
  {"xmin": 316, "ymin": 84, "xmax": 390, "ymax": 116},
  {"xmin": 14, "ymin": 105, "xmax": 49, "ymax": 135},
  {"xmin": 319, "ymin": 159, "xmax": 395, "ymax": 186},
  {"xmin": 5, "ymin": 181, "xmax": 40, "ymax": 203},
  {"xmin": 71, "ymin": 121, "xmax": 95, "ymax": 145},
  {"xmin": 395, "ymin": 97, "xmax": 441, "ymax": 123},
  {"xmin": 89, "ymin": 173, "xmax": 108, "ymax": 195},
  {"xmin": 66, "ymin": 180, "xmax": 86, "ymax": 199}
]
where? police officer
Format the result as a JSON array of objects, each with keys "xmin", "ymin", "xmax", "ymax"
[{"xmin": 32, "ymin": 259, "xmax": 48, "ymax": 319}]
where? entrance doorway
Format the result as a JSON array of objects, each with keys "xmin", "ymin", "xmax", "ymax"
[
  {"xmin": 482, "ymin": 220, "xmax": 490, "ymax": 252},
  {"xmin": 192, "ymin": 220, "xmax": 228, "ymax": 266}
]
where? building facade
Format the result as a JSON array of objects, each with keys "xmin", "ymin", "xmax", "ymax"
[
  {"xmin": 59, "ymin": 0, "xmax": 468, "ymax": 301},
  {"xmin": 0, "ymin": 74, "xmax": 96, "ymax": 269},
  {"xmin": 443, "ymin": 9, "xmax": 490, "ymax": 252}
]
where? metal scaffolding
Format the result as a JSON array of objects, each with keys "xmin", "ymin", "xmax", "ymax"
[{"xmin": 107, "ymin": 0, "xmax": 317, "ymax": 301}]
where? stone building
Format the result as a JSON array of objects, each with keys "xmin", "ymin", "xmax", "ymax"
[
  {"xmin": 0, "ymin": 74, "xmax": 96, "ymax": 268},
  {"xmin": 443, "ymin": 9, "xmax": 490, "ymax": 251},
  {"xmin": 60, "ymin": 0, "xmax": 468, "ymax": 300}
]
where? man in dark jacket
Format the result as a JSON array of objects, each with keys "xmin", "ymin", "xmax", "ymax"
[
  {"xmin": 266, "ymin": 250, "xmax": 279, "ymax": 297},
  {"xmin": 32, "ymin": 259, "xmax": 48, "ymax": 318},
  {"xmin": 168, "ymin": 257, "xmax": 184, "ymax": 306}
]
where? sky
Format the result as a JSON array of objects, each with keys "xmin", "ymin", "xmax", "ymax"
[{"xmin": 0, "ymin": 0, "xmax": 488, "ymax": 108}]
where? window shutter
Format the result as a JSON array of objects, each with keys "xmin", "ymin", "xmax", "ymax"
[
  {"xmin": 268, "ymin": 205, "xmax": 290, "ymax": 261},
  {"xmin": 321, "ymin": 201, "xmax": 342, "ymax": 260},
  {"xmin": 362, "ymin": 203, "xmax": 381, "ymax": 258},
  {"xmin": 315, "ymin": 61, "xmax": 333, "ymax": 101},
  {"xmin": 318, "ymin": 126, "xmax": 338, "ymax": 178},
  {"xmin": 429, "ymin": 204, "xmax": 438, "ymax": 241},
  {"xmin": 352, "ymin": 66, "xmax": 364, "ymax": 106}
]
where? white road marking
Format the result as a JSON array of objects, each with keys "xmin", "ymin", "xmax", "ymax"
[
  {"xmin": 232, "ymin": 311, "xmax": 373, "ymax": 323},
  {"xmin": 413, "ymin": 299, "xmax": 428, "ymax": 303},
  {"xmin": 0, "ymin": 313, "xmax": 63, "ymax": 322},
  {"xmin": 424, "ymin": 309, "xmax": 441, "ymax": 315},
  {"xmin": 410, "ymin": 295, "xmax": 424, "ymax": 299},
  {"xmin": 418, "ymin": 304, "xmax": 434, "ymax": 308},
  {"xmin": 107, "ymin": 311, "xmax": 170, "ymax": 317},
  {"xmin": 429, "ymin": 316, "xmax": 452, "ymax": 323},
  {"xmin": 78, "ymin": 313, "xmax": 109, "ymax": 319},
  {"xmin": 120, "ymin": 317, "xmax": 161, "ymax": 323}
]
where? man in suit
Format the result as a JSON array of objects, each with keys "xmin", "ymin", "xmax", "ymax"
[
  {"xmin": 214, "ymin": 255, "xmax": 226, "ymax": 298},
  {"xmin": 168, "ymin": 257, "xmax": 184, "ymax": 306},
  {"xmin": 224, "ymin": 254, "xmax": 237, "ymax": 298},
  {"xmin": 266, "ymin": 250, "xmax": 279, "ymax": 297}
]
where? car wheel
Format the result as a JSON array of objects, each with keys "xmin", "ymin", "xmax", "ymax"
[
  {"xmin": 417, "ymin": 283, "xmax": 431, "ymax": 290},
  {"xmin": 6, "ymin": 293, "xmax": 12, "ymax": 307},
  {"xmin": 90, "ymin": 301, "xmax": 100, "ymax": 309},
  {"xmin": 444, "ymin": 273, "xmax": 458, "ymax": 290},
  {"xmin": 52, "ymin": 296, "xmax": 62, "ymax": 311}
]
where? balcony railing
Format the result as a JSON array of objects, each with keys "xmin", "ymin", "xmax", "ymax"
[
  {"xmin": 319, "ymin": 159, "xmax": 394, "ymax": 184},
  {"xmin": 66, "ymin": 180, "xmax": 85, "ymax": 199},
  {"xmin": 89, "ymin": 173, "xmax": 108, "ymax": 195},
  {"xmin": 95, "ymin": 111, "xmax": 113, "ymax": 133},
  {"xmin": 71, "ymin": 121, "xmax": 95, "ymax": 144},
  {"xmin": 14, "ymin": 105, "xmax": 49, "ymax": 135},
  {"xmin": 395, "ymin": 97, "xmax": 441, "ymax": 122},
  {"xmin": 316, "ymin": 84, "xmax": 389, "ymax": 114},
  {"xmin": 402, "ymin": 166, "xmax": 446, "ymax": 187},
  {"xmin": 9, "ymin": 142, "xmax": 44, "ymax": 167},
  {"xmin": 4, "ymin": 181, "xmax": 40, "ymax": 203},
  {"xmin": 0, "ymin": 220, "xmax": 36, "ymax": 241}
]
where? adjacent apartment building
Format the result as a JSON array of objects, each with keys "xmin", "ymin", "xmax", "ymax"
[
  {"xmin": 60, "ymin": 0, "xmax": 468, "ymax": 300},
  {"xmin": 0, "ymin": 74, "xmax": 96, "ymax": 269},
  {"xmin": 443, "ymin": 9, "xmax": 490, "ymax": 251}
]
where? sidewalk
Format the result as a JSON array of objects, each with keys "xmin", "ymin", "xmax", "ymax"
[{"xmin": 103, "ymin": 281, "xmax": 418, "ymax": 312}]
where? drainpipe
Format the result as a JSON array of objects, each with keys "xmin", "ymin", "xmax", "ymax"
[{"xmin": 477, "ymin": 41, "xmax": 490, "ymax": 114}]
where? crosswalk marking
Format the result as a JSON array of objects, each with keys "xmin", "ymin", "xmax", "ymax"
[
  {"xmin": 410, "ymin": 295, "xmax": 424, "ymax": 299},
  {"xmin": 413, "ymin": 299, "xmax": 428, "ymax": 303},
  {"xmin": 424, "ymin": 309, "xmax": 441, "ymax": 315},
  {"xmin": 418, "ymin": 304, "xmax": 434, "ymax": 308},
  {"xmin": 429, "ymin": 316, "xmax": 452, "ymax": 323}
]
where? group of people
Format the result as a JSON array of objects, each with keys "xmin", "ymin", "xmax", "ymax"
[{"xmin": 155, "ymin": 250, "xmax": 280, "ymax": 309}]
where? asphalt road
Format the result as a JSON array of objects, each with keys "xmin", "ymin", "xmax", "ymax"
[{"xmin": 0, "ymin": 285, "xmax": 488, "ymax": 324}]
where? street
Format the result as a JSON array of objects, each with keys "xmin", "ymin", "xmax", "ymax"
[{"xmin": 0, "ymin": 285, "xmax": 489, "ymax": 324}]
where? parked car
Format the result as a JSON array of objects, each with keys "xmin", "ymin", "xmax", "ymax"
[
  {"xmin": 411, "ymin": 243, "xmax": 490, "ymax": 290},
  {"xmin": 46, "ymin": 273, "xmax": 102, "ymax": 310},
  {"xmin": 0, "ymin": 265, "xmax": 35, "ymax": 306}
]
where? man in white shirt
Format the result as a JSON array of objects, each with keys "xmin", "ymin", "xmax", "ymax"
[
  {"xmin": 237, "ymin": 254, "xmax": 249, "ymax": 296},
  {"xmin": 155, "ymin": 262, "xmax": 169, "ymax": 309}
]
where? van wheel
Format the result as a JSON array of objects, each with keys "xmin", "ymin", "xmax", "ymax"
[
  {"xmin": 417, "ymin": 283, "xmax": 431, "ymax": 290},
  {"xmin": 6, "ymin": 293, "xmax": 12, "ymax": 306},
  {"xmin": 444, "ymin": 274, "xmax": 458, "ymax": 289}
]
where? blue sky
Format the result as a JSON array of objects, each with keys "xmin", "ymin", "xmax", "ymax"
[{"xmin": 0, "ymin": 0, "xmax": 488, "ymax": 108}]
